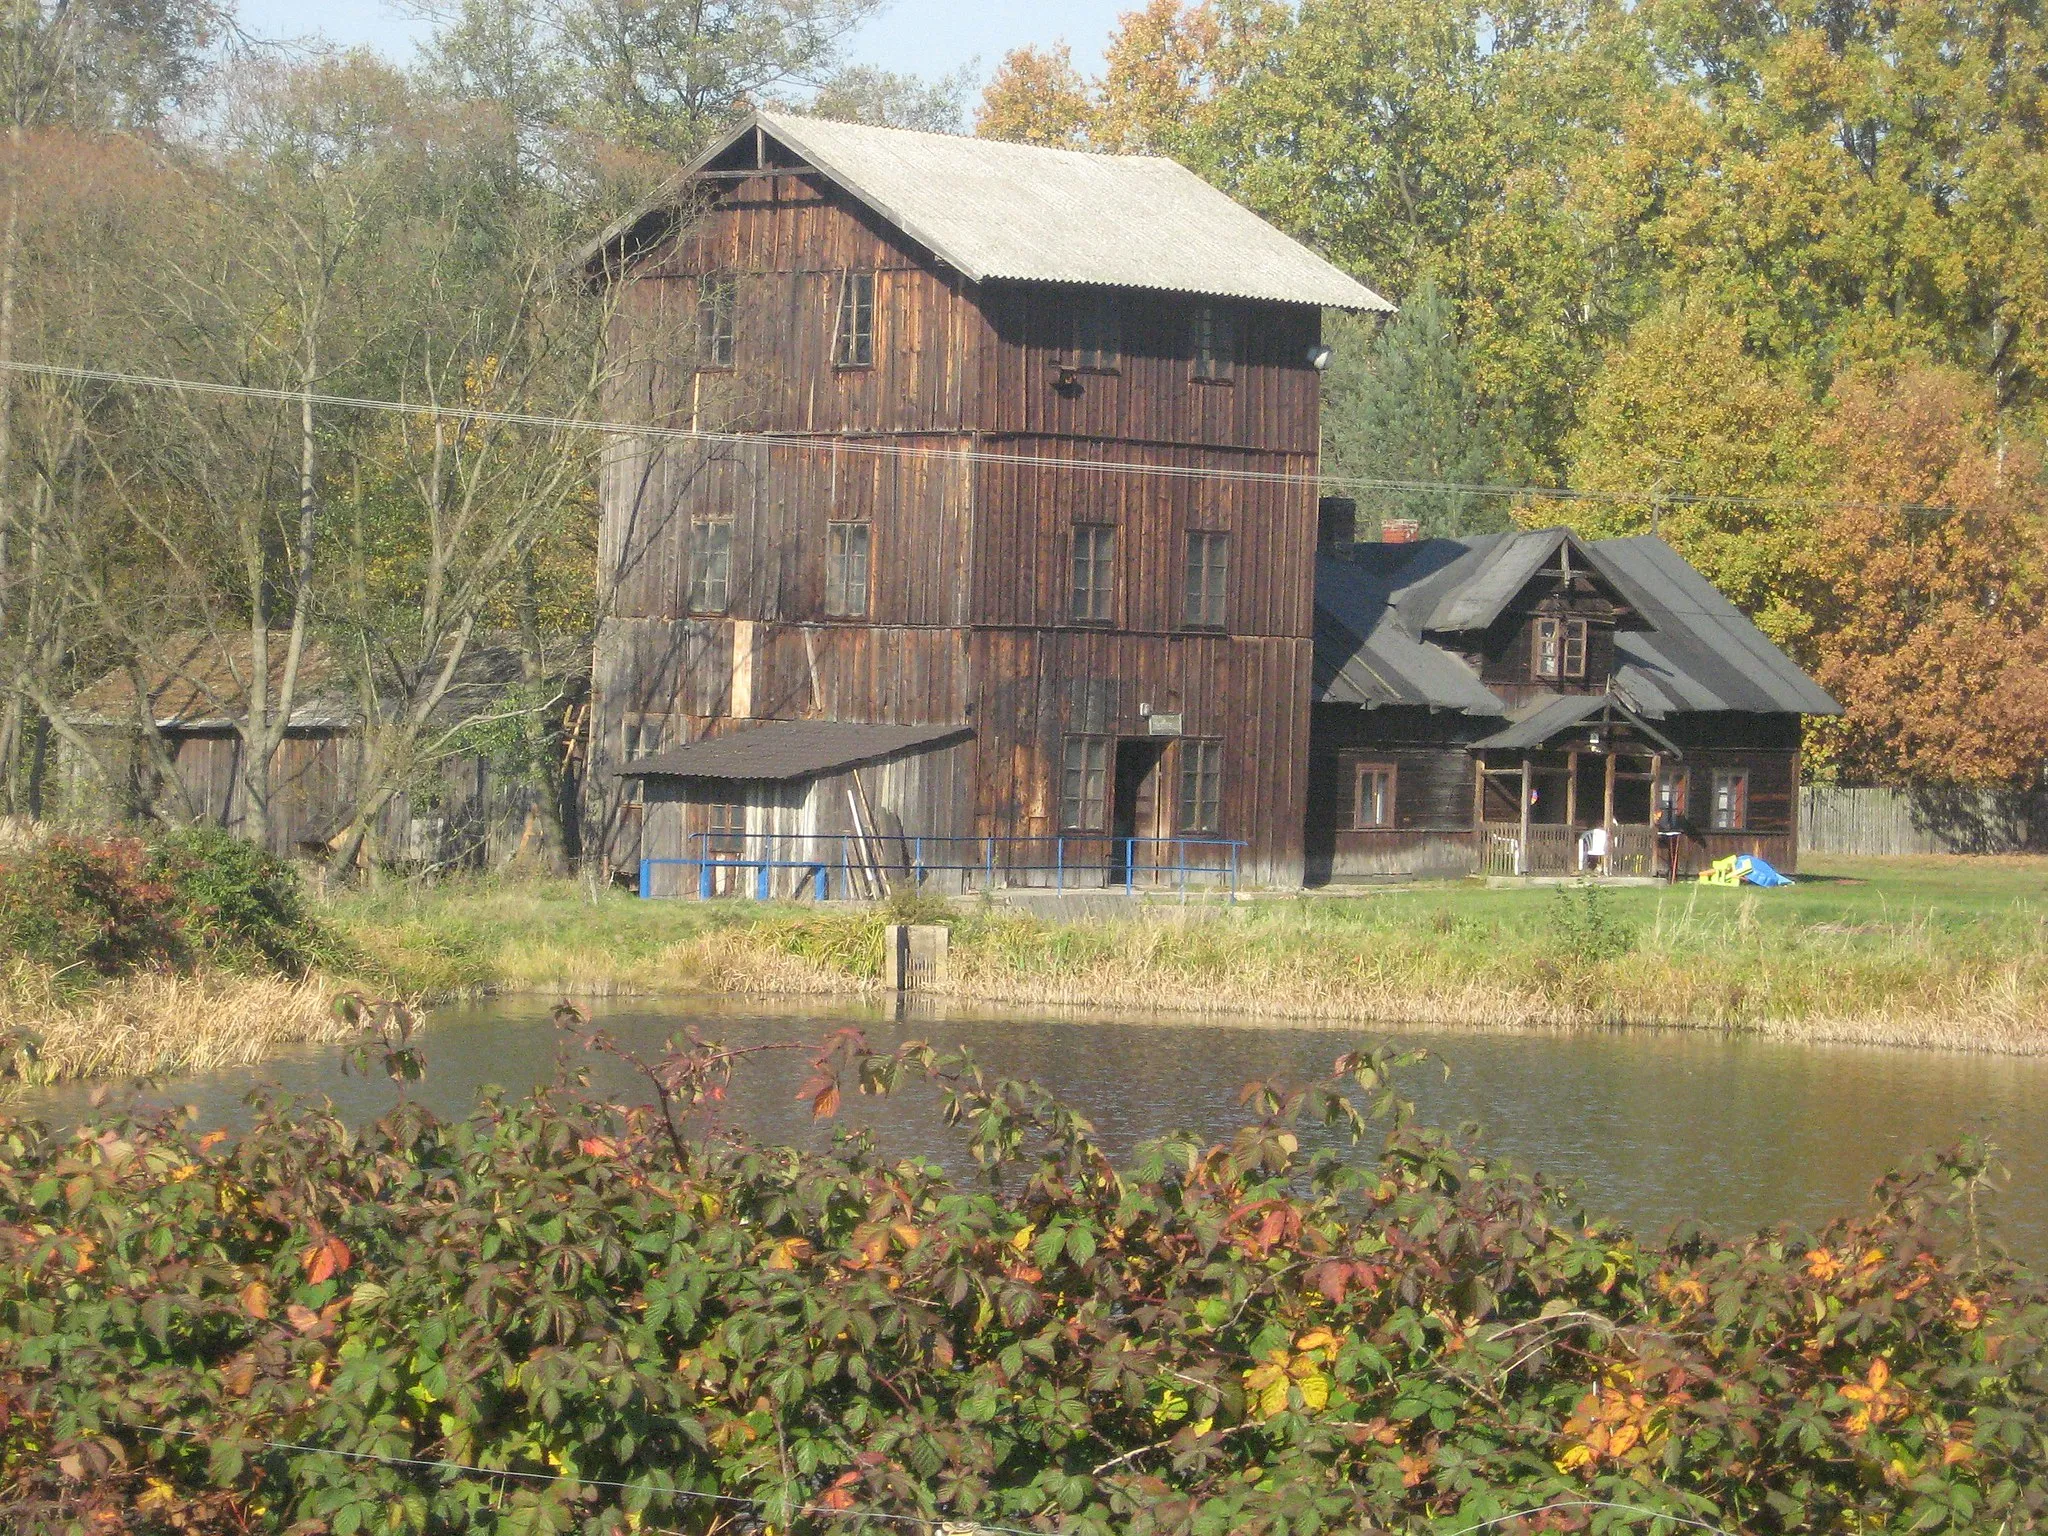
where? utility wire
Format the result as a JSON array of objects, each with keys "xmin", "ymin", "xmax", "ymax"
[
  {"xmin": 0, "ymin": 357, "xmax": 1942, "ymax": 517},
  {"xmin": 133, "ymin": 1424, "xmax": 1019, "ymax": 1535},
  {"xmin": 133, "ymin": 1425, "xmax": 1738, "ymax": 1536}
]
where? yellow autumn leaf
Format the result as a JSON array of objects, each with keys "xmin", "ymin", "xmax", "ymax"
[{"xmin": 764, "ymin": 1237, "xmax": 812, "ymax": 1271}]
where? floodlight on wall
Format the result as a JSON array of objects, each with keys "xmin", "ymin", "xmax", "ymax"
[{"xmin": 1308, "ymin": 344, "xmax": 1334, "ymax": 371}]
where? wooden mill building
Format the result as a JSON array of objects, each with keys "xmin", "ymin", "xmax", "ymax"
[
  {"xmin": 1308, "ymin": 526, "xmax": 1841, "ymax": 881},
  {"xmin": 579, "ymin": 111, "xmax": 1390, "ymax": 890}
]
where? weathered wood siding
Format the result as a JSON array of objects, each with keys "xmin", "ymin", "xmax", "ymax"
[
  {"xmin": 975, "ymin": 285, "xmax": 1319, "ymax": 453},
  {"xmin": 1799, "ymin": 785, "xmax": 2047, "ymax": 855},
  {"xmin": 1302, "ymin": 704, "xmax": 1811, "ymax": 881},
  {"xmin": 592, "ymin": 166, "xmax": 1325, "ymax": 886}
]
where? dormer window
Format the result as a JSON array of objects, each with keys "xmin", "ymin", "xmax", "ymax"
[{"xmin": 1535, "ymin": 617, "xmax": 1588, "ymax": 681}]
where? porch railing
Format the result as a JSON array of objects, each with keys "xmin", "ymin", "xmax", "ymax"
[
  {"xmin": 1480, "ymin": 822, "xmax": 1662, "ymax": 877},
  {"xmin": 638, "ymin": 831, "xmax": 1244, "ymax": 901}
]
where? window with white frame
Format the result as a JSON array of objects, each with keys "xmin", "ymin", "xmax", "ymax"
[
  {"xmin": 1353, "ymin": 762, "xmax": 1396, "ymax": 828},
  {"xmin": 1534, "ymin": 617, "xmax": 1589, "ymax": 681},
  {"xmin": 1710, "ymin": 770, "xmax": 1748, "ymax": 831},
  {"xmin": 826, "ymin": 520, "xmax": 870, "ymax": 617},
  {"xmin": 1060, "ymin": 736, "xmax": 1110, "ymax": 831},
  {"xmin": 833, "ymin": 271, "xmax": 875, "ymax": 368},
  {"xmin": 689, "ymin": 518, "xmax": 733, "ymax": 613}
]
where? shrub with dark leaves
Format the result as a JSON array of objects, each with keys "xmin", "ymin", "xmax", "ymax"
[
  {"xmin": 146, "ymin": 827, "xmax": 320, "ymax": 977},
  {"xmin": 0, "ymin": 830, "xmax": 330, "ymax": 981},
  {"xmin": 0, "ymin": 1034, "xmax": 2041, "ymax": 1535},
  {"xmin": 0, "ymin": 836, "xmax": 181, "ymax": 974}
]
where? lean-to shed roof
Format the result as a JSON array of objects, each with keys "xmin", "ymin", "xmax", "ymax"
[
  {"xmin": 582, "ymin": 111, "xmax": 1391, "ymax": 312},
  {"xmin": 624, "ymin": 719, "xmax": 971, "ymax": 782}
]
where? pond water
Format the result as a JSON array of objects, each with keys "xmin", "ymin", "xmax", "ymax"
[{"xmin": 21, "ymin": 997, "xmax": 2048, "ymax": 1262}]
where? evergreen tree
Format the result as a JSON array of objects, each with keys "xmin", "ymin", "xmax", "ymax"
[{"xmin": 1321, "ymin": 283, "xmax": 1506, "ymax": 538}]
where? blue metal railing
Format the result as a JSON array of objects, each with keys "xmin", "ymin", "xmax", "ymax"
[{"xmin": 637, "ymin": 831, "xmax": 1243, "ymax": 902}]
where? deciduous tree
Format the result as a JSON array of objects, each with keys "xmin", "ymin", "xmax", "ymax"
[
  {"xmin": 1803, "ymin": 367, "xmax": 2048, "ymax": 785},
  {"xmin": 973, "ymin": 42, "xmax": 1093, "ymax": 147},
  {"xmin": 1553, "ymin": 296, "xmax": 1824, "ymax": 645}
]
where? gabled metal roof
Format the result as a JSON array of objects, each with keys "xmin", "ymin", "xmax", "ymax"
[
  {"xmin": 1313, "ymin": 530, "xmax": 1840, "ymax": 722},
  {"xmin": 1314, "ymin": 556, "xmax": 1499, "ymax": 713},
  {"xmin": 1592, "ymin": 537, "xmax": 1842, "ymax": 717},
  {"xmin": 1472, "ymin": 692, "xmax": 1683, "ymax": 755},
  {"xmin": 1423, "ymin": 527, "xmax": 1627, "ymax": 634},
  {"xmin": 625, "ymin": 719, "xmax": 970, "ymax": 782},
  {"xmin": 585, "ymin": 111, "xmax": 1391, "ymax": 312}
]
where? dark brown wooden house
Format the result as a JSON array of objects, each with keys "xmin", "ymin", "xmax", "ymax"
[
  {"xmin": 580, "ymin": 111, "xmax": 1390, "ymax": 892},
  {"xmin": 1307, "ymin": 526, "xmax": 1841, "ymax": 882}
]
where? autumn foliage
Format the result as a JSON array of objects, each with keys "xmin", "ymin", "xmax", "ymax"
[
  {"xmin": 0, "ymin": 1030, "xmax": 2042, "ymax": 1534},
  {"xmin": 1804, "ymin": 369, "xmax": 2048, "ymax": 786}
]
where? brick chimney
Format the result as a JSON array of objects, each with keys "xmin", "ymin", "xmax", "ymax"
[
  {"xmin": 1380, "ymin": 517, "xmax": 1422, "ymax": 544},
  {"xmin": 1316, "ymin": 496, "xmax": 1356, "ymax": 552}
]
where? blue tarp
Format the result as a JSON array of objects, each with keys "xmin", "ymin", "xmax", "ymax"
[{"xmin": 1699, "ymin": 854, "xmax": 1793, "ymax": 888}]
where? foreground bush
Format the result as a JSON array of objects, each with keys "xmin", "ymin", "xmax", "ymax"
[
  {"xmin": 0, "ymin": 828, "xmax": 327, "ymax": 981},
  {"xmin": 0, "ymin": 1032, "xmax": 2042, "ymax": 1535}
]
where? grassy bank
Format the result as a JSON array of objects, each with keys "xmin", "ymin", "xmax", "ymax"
[
  {"xmin": 329, "ymin": 853, "xmax": 2048, "ymax": 1054},
  {"xmin": 0, "ymin": 827, "xmax": 359, "ymax": 1087}
]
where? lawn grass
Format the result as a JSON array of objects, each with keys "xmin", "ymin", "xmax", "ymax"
[{"xmin": 322, "ymin": 854, "xmax": 2048, "ymax": 1054}]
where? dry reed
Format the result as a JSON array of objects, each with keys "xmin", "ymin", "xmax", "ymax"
[{"xmin": 2, "ymin": 964, "xmax": 360, "ymax": 1087}]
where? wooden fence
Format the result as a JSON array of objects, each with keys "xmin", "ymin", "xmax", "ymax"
[{"xmin": 1798, "ymin": 786, "xmax": 2045, "ymax": 856}]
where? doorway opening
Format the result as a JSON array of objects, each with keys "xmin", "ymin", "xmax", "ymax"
[{"xmin": 1110, "ymin": 738, "xmax": 1168, "ymax": 885}]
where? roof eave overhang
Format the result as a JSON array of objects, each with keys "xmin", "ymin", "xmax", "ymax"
[{"xmin": 574, "ymin": 111, "xmax": 1394, "ymax": 310}]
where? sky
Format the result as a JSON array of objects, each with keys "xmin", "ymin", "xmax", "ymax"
[{"xmin": 235, "ymin": 0, "xmax": 1132, "ymax": 91}]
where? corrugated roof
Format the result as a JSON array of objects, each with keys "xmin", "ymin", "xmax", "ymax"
[
  {"xmin": 625, "ymin": 719, "xmax": 970, "ymax": 781},
  {"xmin": 1471, "ymin": 693, "xmax": 1684, "ymax": 754},
  {"xmin": 1314, "ymin": 556, "xmax": 1499, "ymax": 713},
  {"xmin": 1312, "ymin": 530, "xmax": 1840, "ymax": 723},
  {"xmin": 1424, "ymin": 529, "xmax": 1574, "ymax": 633},
  {"xmin": 589, "ymin": 112, "xmax": 1391, "ymax": 312},
  {"xmin": 1591, "ymin": 537, "xmax": 1842, "ymax": 717}
]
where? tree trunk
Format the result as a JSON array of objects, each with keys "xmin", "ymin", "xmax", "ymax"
[
  {"xmin": 240, "ymin": 330, "xmax": 323, "ymax": 852},
  {"xmin": 0, "ymin": 122, "xmax": 22, "ymax": 811},
  {"xmin": 514, "ymin": 550, "xmax": 570, "ymax": 873}
]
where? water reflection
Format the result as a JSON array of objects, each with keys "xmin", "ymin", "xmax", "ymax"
[{"xmin": 21, "ymin": 996, "xmax": 2047, "ymax": 1261}]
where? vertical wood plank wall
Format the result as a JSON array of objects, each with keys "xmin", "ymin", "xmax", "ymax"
[{"xmin": 591, "ymin": 169, "xmax": 1323, "ymax": 886}]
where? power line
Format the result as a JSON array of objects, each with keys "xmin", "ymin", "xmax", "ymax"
[
  {"xmin": 0, "ymin": 356, "xmax": 1939, "ymax": 516},
  {"xmin": 132, "ymin": 1425, "xmax": 1739, "ymax": 1536},
  {"xmin": 133, "ymin": 1425, "xmax": 1023, "ymax": 1535}
]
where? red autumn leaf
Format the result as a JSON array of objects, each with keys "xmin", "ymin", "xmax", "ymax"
[
  {"xmin": 301, "ymin": 1236, "xmax": 351, "ymax": 1285},
  {"xmin": 818, "ymin": 1471, "xmax": 861, "ymax": 1510},
  {"xmin": 796, "ymin": 1077, "xmax": 841, "ymax": 1121},
  {"xmin": 580, "ymin": 1137, "xmax": 619, "ymax": 1159},
  {"xmin": 285, "ymin": 1303, "xmax": 322, "ymax": 1333}
]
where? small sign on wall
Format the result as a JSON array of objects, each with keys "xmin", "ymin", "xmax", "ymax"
[{"xmin": 1146, "ymin": 712, "xmax": 1184, "ymax": 736}]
